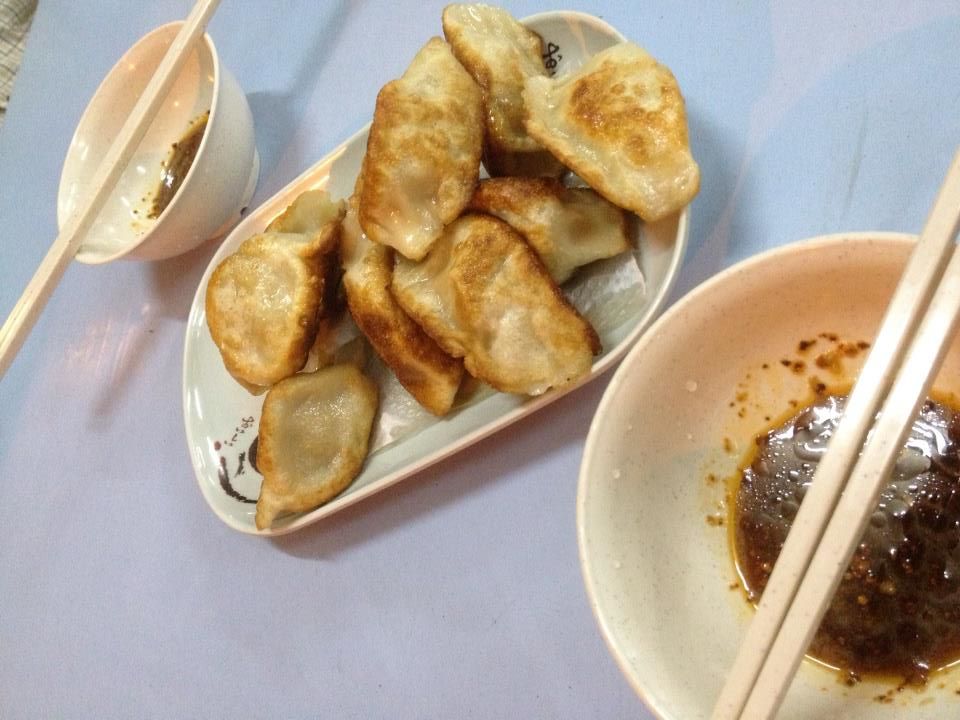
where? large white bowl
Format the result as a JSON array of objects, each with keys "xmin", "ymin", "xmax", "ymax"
[
  {"xmin": 57, "ymin": 21, "xmax": 259, "ymax": 263},
  {"xmin": 578, "ymin": 233, "xmax": 960, "ymax": 719}
]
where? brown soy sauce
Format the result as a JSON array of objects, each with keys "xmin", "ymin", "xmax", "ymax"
[
  {"xmin": 148, "ymin": 110, "xmax": 209, "ymax": 219},
  {"xmin": 733, "ymin": 394, "xmax": 960, "ymax": 685}
]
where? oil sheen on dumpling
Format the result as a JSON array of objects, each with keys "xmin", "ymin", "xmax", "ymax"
[
  {"xmin": 468, "ymin": 177, "xmax": 631, "ymax": 283},
  {"xmin": 392, "ymin": 214, "xmax": 600, "ymax": 396},
  {"xmin": 205, "ymin": 192, "xmax": 344, "ymax": 390},
  {"xmin": 341, "ymin": 195, "xmax": 464, "ymax": 416},
  {"xmin": 255, "ymin": 364, "xmax": 379, "ymax": 530},
  {"xmin": 523, "ymin": 42, "xmax": 700, "ymax": 221},
  {"xmin": 359, "ymin": 37, "xmax": 483, "ymax": 261},
  {"xmin": 442, "ymin": 4, "xmax": 563, "ymax": 177}
]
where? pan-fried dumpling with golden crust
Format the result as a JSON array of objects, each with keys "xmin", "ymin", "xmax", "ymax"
[
  {"xmin": 255, "ymin": 364, "xmax": 379, "ymax": 529},
  {"xmin": 468, "ymin": 177, "xmax": 631, "ymax": 283},
  {"xmin": 359, "ymin": 37, "xmax": 483, "ymax": 261},
  {"xmin": 523, "ymin": 42, "xmax": 700, "ymax": 221},
  {"xmin": 205, "ymin": 192, "xmax": 345, "ymax": 390},
  {"xmin": 341, "ymin": 196, "xmax": 464, "ymax": 416},
  {"xmin": 392, "ymin": 213, "xmax": 600, "ymax": 396},
  {"xmin": 441, "ymin": 4, "xmax": 563, "ymax": 178}
]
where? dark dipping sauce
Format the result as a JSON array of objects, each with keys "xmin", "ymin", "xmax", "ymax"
[
  {"xmin": 148, "ymin": 111, "xmax": 209, "ymax": 219},
  {"xmin": 734, "ymin": 394, "xmax": 960, "ymax": 684}
]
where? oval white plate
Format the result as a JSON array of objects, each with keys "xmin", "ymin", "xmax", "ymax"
[
  {"xmin": 183, "ymin": 11, "xmax": 690, "ymax": 535},
  {"xmin": 578, "ymin": 233, "xmax": 960, "ymax": 719}
]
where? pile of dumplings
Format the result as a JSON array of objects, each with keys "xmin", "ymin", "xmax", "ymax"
[{"xmin": 205, "ymin": 4, "xmax": 700, "ymax": 529}]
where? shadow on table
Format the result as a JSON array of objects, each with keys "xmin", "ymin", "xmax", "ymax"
[
  {"xmin": 269, "ymin": 375, "xmax": 609, "ymax": 560},
  {"xmin": 673, "ymin": 97, "xmax": 741, "ymax": 302},
  {"xmin": 244, "ymin": 0, "xmax": 352, "ymax": 198},
  {"xmin": 147, "ymin": 234, "xmax": 223, "ymax": 319}
]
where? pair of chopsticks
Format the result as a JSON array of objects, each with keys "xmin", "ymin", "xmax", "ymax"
[
  {"xmin": 712, "ymin": 149, "xmax": 960, "ymax": 719},
  {"xmin": 0, "ymin": 0, "xmax": 221, "ymax": 381}
]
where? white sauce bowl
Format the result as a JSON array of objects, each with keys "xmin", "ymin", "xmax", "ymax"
[
  {"xmin": 57, "ymin": 21, "xmax": 259, "ymax": 263},
  {"xmin": 579, "ymin": 233, "xmax": 960, "ymax": 719}
]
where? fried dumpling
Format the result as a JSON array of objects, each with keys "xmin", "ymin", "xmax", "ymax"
[
  {"xmin": 341, "ymin": 196, "xmax": 464, "ymax": 416},
  {"xmin": 442, "ymin": 4, "xmax": 563, "ymax": 177},
  {"xmin": 255, "ymin": 364, "xmax": 379, "ymax": 529},
  {"xmin": 523, "ymin": 42, "xmax": 700, "ymax": 221},
  {"xmin": 359, "ymin": 37, "xmax": 483, "ymax": 260},
  {"xmin": 392, "ymin": 213, "xmax": 600, "ymax": 396},
  {"xmin": 468, "ymin": 177, "xmax": 631, "ymax": 283},
  {"xmin": 266, "ymin": 187, "xmax": 345, "ymax": 330},
  {"xmin": 205, "ymin": 192, "xmax": 345, "ymax": 390},
  {"xmin": 265, "ymin": 188, "xmax": 343, "ymax": 235}
]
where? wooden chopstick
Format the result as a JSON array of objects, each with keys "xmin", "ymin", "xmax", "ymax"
[
  {"xmin": 0, "ymin": 0, "xmax": 221, "ymax": 381},
  {"xmin": 713, "ymin": 149, "xmax": 960, "ymax": 720}
]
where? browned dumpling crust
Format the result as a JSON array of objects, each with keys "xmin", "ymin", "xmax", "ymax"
[
  {"xmin": 255, "ymin": 364, "xmax": 379, "ymax": 529},
  {"xmin": 205, "ymin": 191, "xmax": 344, "ymax": 390},
  {"xmin": 391, "ymin": 214, "xmax": 600, "ymax": 396},
  {"xmin": 359, "ymin": 37, "xmax": 483, "ymax": 261},
  {"xmin": 468, "ymin": 177, "xmax": 631, "ymax": 283},
  {"xmin": 442, "ymin": 3, "xmax": 563, "ymax": 177},
  {"xmin": 341, "ymin": 196, "xmax": 464, "ymax": 416},
  {"xmin": 523, "ymin": 42, "xmax": 700, "ymax": 221}
]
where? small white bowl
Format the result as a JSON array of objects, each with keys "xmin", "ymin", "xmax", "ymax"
[
  {"xmin": 578, "ymin": 233, "xmax": 960, "ymax": 719},
  {"xmin": 57, "ymin": 22, "xmax": 259, "ymax": 263}
]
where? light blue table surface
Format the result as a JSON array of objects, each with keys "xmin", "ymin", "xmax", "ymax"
[{"xmin": 1, "ymin": 1, "xmax": 959, "ymax": 717}]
